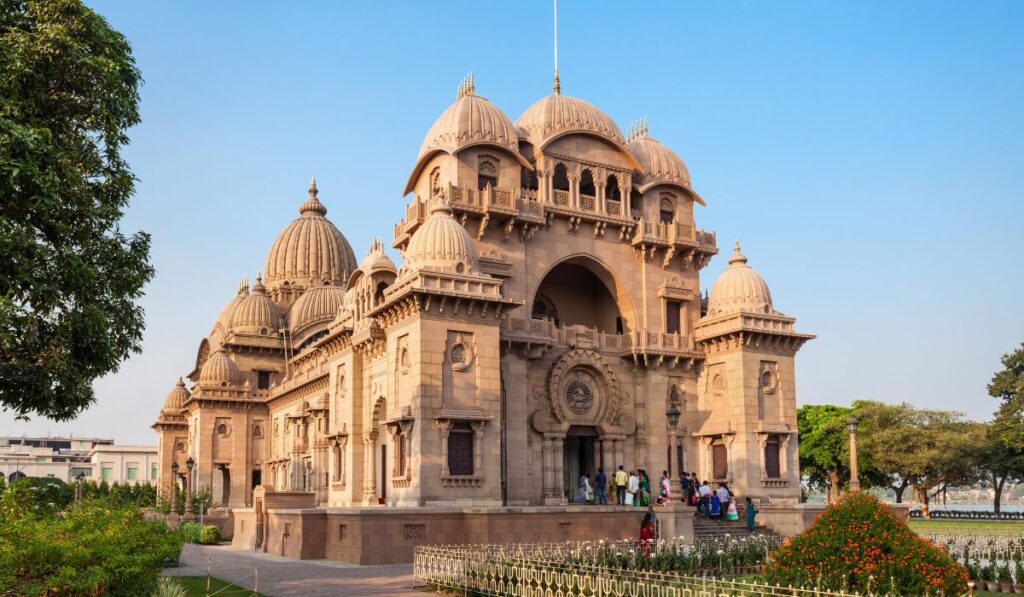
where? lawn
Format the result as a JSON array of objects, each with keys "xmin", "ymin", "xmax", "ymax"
[
  {"xmin": 908, "ymin": 519, "xmax": 1024, "ymax": 536},
  {"xmin": 169, "ymin": 576, "xmax": 266, "ymax": 597}
]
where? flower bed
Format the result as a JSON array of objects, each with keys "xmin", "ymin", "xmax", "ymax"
[{"xmin": 910, "ymin": 509, "xmax": 1024, "ymax": 520}]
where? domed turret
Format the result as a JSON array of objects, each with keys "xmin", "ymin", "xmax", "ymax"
[
  {"xmin": 359, "ymin": 238, "xmax": 397, "ymax": 277},
  {"xmin": 198, "ymin": 349, "xmax": 242, "ymax": 386},
  {"xmin": 403, "ymin": 200, "xmax": 479, "ymax": 274},
  {"xmin": 227, "ymin": 274, "xmax": 283, "ymax": 335},
  {"xmin": 163, "ymin": 378, "xmax": 190, "ymax": 411},
  {"xmin": 264, "ymin": 178, "xmax": 357, "ymax": 301},
  {"xmin": 404, "ymin": 75, "xmax": 531, "ymax": 195},
  {"xmin": 288, "ymin": 285, "xmax": 346, "ymax": 336},
  {"xmin": 706, "ymin": 242, "xmax": 775, "ymax": 318},
  {"xmin": 626, "ymin": 122, "xmax": 706, "ymax": 205},
  {"xmin": 213, "ymin": 279, "xmax": 249, "ymax": 332}
]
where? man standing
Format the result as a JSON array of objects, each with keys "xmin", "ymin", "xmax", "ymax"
[
  {"xmin": 595, "ymin": 468, "xmax": 608, "ymax": 505},
  {"xmin": 627, "ymin": 470, "xmax": 640, "ymax": 506},
  {"xmin": 717, "ymin": 482, "xmax": 731, "ymax": 517},
  {"xmin": 698, "ymin": 480, "xmax": 712, "ymax": 516},
  {"xmin": 679, "ymin": 472, "xmax": 691, "ymax": 504},
  {"xmin": 614, "ymin": 465, "xmax": 628, "ymax": 505}
]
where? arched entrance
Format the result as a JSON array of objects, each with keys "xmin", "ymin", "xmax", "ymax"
[
  {"xmin": 564, "ymin": 425, "xmax": 598, "ymax": 501},
  {"xmin": 532, "ymin": 256, "xmax": 633, "ymax": 335}
]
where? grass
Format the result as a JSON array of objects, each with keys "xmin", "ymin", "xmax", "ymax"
[
  {"xmin": 908, "ymin": 519, "xmax": 1024, "ymax": 535},
  {"xmin": 168, "ymin": 576, "xmax": 266, "ymax": 597}
]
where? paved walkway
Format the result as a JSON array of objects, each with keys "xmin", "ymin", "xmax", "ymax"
[{"xmin": 164, "ymin": 543, "xmax": 424, "ymax": 596}]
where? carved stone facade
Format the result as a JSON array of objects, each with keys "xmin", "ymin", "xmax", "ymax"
[{"xmin": 152, "ymin": 74, "xmax": 813, "ymax": 513}]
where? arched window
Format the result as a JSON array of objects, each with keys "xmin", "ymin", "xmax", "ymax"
[
  {"xmin": 477, "ymin": 157, "xmax": 498, "ymax": 191},
  {"xmin": 374, "ymin": 281, "xmax": 388, "ymax": 304},
  {"xmin": 579, "ymin": 169, "xmax": 595, "ymax": 197},
  {"xmin": 552, "ymin": 163, "xmax": 570, "ymax": 191},
  {"xmin": 659, "ymin": 196, "xmax": 675, "ymax": 224},
  {"xmin": 606, "ymin": 175, "xmax": 620, "ymax": 201},
  {"xmin": 631, "ymin": 188, "xmax": 643, "ymax": 220},
  {"xmin": 429, "ymin": 167, "xmax": 442, "ymax": 198},
  {"xmin": 521, "ymin": 167, "xmax": 538, "ymax": 191}
]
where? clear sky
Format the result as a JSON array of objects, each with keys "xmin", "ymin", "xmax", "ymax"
[{"xmin": 2, "ymin": 1, "xmax": 1022, "ymax": 444}]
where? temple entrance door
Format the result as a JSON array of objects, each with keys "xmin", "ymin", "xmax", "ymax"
[{"xmin": 563, "ymin": 426, "xmax": 598, "ymax": 501}]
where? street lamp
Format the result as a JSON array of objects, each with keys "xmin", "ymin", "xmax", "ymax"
[
  {"xmin": 184, "ymin": 457, "xmax": 195, "ymax": 516},
  {"xmin": 666, "ymin": 403, "xmax": 681, "ymax": 490},
  {"xmin": 170, "ymin": 461, "xmax": 180, "ymax": 515},
  {"xmin": 846, "ymin": 416, "xmax": 860, "ymax": 492}
]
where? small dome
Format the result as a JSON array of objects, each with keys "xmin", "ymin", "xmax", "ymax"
[
  {"xmin": 628, "ymin": 132, "xmax": 691, "ymax": 188},
  {"xmin": 404, "ymin": 75, "xmax": 530, "ymax": 195},
  {"xmin": 707, "ymin": 242, "xmax": 774, "ymax": 317},
  {"xmin": 227, "ymin": 275, "xmax": 283, "ymax": 334},
  {"xmin": 289, "ymin": 285, "xmax": 346, "ymax": 334},
  {"xmin": 516, "ymin": 93, "xmax": 625, "ymax": 148},
  {"xmin": 213, "ymin": 281, "xmax": 249, "ymax": 332},
  {"xmin": 264, "ymin": 178, "xmax": 358, "ymax": 295},
  {"xmin": 198, "ymin": 349, "xmax": 242, "ymax": 386},
  {"xmin": 360, "ymin": 238, "xmax": 397, "ymax": 276},
  {"xmin": 163, "ymin": 378, "xmax": 190, "ymax": 411},
  {"xmin": 403, "ymin": 200, "xmax": 479, "ymax": 273}
]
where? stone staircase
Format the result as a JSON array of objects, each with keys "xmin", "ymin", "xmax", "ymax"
[{"xmin": 692, "ymin": 516, "xmax": 778, "ymax": 540}]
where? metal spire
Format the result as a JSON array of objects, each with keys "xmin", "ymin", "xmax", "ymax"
[{"xmin": 553, "ymin": 0, "xmax": 561, "ymax": 94}]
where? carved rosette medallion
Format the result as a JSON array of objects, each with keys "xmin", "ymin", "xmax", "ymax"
[{"xmin": 564, "ymin": 376, "xmax": 594, "ymax": 414}]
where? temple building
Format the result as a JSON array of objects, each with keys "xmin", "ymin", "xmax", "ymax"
[{"xmin": 152, "ymin": 73, "xmax": 814, "ymax": 518}]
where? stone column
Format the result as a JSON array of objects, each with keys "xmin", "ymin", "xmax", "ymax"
[
  {"xmin": 613, "ymin": 438, "xmax": 624, "ymax": 470},
  {"xmin": 541, "ymin": 436, "xmax": 553, "ymax": 497},
  {"xmin": 553, "ymin": 435, "xmax": 565, "ymax": 503},
  {"xmin": 601, "ymin": 439, "xmax": 613, "ymax": 474},
  {"xmin": 339, "ymin": 436, "xmax": 348, "ymax": 487},
  {"xmin": 363, "ymin": 431, "xmax": 378, "ymax": 502},
  {"xmin": 470, "ymin": 421, "xmax": 485, "ymax": 476},
  {"xmin": 435, "ymin": 420, "xmax": 452, "ymax": 477}
]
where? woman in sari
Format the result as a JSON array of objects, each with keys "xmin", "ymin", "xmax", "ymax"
[
  {"xmin": 636, "ymin": 510, "xmax": 655, "ymax": 556},
  {"xmin": 658, "ymin": 471, "xmax": 671, "ymax": 505},
  {"xmin": 576, "ymin": 474, "xmax": 593, "ymax": 503},
  {"xmin": 638, "ymin": 469, "xmax": 651, "ymax": 507}
]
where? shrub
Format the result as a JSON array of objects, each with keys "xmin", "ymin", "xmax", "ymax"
[
  {"xmin": 153, "ymin": 576, "xmax": 188, "ymax": 597},
  {"xmin": 0, "ymin": 493, "xmax": 181, "ymax": 596},
  {"xmin": 178, "ymin": 521, "xmax": 221, "ymax": 545},
  {"xmin": 763, "ymin": 492, "xmax": 968, "ymax": 595}
]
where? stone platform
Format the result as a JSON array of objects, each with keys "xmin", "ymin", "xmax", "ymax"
[{"xmin": 231, "ymin": 494, "xmax": 694, "ymax": 565}]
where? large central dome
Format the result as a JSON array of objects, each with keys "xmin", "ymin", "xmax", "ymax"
[
  {"xmin": 516, "ymin": 92, "xmax": 625, "ymax": 148},
  {"xmin": 264, "ymin": 178, "xmax": 357, "ymax": 296}
]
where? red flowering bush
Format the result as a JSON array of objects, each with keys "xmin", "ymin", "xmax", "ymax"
[{"xmin": 763, "ymin": 492, "xmax": 968, "ymax": 595}]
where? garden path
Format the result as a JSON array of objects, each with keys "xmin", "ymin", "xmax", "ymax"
[{"xmin": 164, "ymin": 543, "xmax": 423, "ymax": 596}]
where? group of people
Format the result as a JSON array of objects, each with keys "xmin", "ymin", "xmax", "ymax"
[
  {"xmin": 576, "ymin": 466, "xmax": 674, "ymax": 507},
  {"xmin": 575, "ymin": 468, "xmax": 758, "ymax": 533}
]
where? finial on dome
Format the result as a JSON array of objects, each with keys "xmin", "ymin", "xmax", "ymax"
[
  {"xmin": 367, "ymin": 237, "xmax": 384, "ymax": 255},
  {"xmin": 431, "ymin": 197, "xmax": 454, "ymax": 215},
  {"xmin": 253, "ymin": 272, "xmax": 266, "ymax": 293},
  {"xmin": 729, "ymin": 240, "xmax": 748, "ymax": 265},
  {"xmin": 553, "ymin": 70, "xmax": 561, "ymax": 95},
  {"xmin": 299, "ymin": 177, "xmax": 328, "ymax": 216}
]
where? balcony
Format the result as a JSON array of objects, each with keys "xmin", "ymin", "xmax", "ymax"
[
  {"xmin": 631, "ymin": 218, "xmax": 717, "ymax": 250},
  {"xmin": 500, "ymin": 316, "xmax": 698, "ymax": 359}
]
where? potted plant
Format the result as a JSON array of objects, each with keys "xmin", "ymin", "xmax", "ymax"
[
  {"xmin": 980, "ymin": 563, "xmax": 996, "ymax": 592},
  {"xmin": 1014, "ymin": 559, "xmax": 1024, "ymax": 594},
  {"xmin": 1000, "ymin": 561, "xmax": 1015, "ymax": 593}
]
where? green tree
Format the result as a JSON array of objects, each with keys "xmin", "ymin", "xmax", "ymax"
[
  {"xmin": 797, "ymin": 404, "xmax": 851, "ymax": 501},
  {"xmin": 965, "ymin": 419, "xmax": 1024, "ymax": 515},
  {"xmin": 988, "ymin": 342, "xmax": 1024, "ymax": 404},
  {"xmin": 0, "ymin": 0, "xmax": 152, "ymax": 420}
]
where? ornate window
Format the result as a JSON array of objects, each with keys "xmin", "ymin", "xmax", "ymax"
[
  {"xmin": 712, "ymin": 374, "xmax": 726, "ymax": 395},
  {"xmin": 761, "ymin": 369, "xmax": 776, "ymax": 393},
  {"xmin": 252, "ymin": 424, "xmax": 264, "ymax": 439},
  {"xmin": 477, "ymin": 157, "xmax": 498, "ymax": 191},
  {"xmin": 216, "ymin": 423, "xmax": 229, "ymax": 436},
  {"xmin": 450, "ymin": 344, "xmax": 466, "ymax": 366},
  {"xmin": 606, "ymin": 175, "xmax": 621, "ymax": 201},
  {"xmin": 447, "ymin": 424, "xmax": 474, "ymax": 476},
  {"xmin": 579, "ymin": 169, "xmax": 595, "ymax": 197},
  {"xmin": 429, "ymin": 167, "xmax": 442, "ymax": 198},
  {"xmin": 552, "ymin": 163, "xmax": 570, "ymax": 191},
  {"xmin": 764, "ymin": 440, "xmax": 781, "ymax": 479},
  {"xmin": 665, "ymin": 300, "xmax": 682, "ymax": 334},
  {"xmin": 659, "ymin": 196, "xmax": 675, "ymax": 224}
]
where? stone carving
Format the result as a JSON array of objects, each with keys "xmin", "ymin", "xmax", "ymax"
[
  {"xmin": 547, "ymin": 349, "xmax": 621, "ymax": 426},
  {"xmin": 564, "ymin": 377, "xmax": 594, "ymax": 414},
  {"xmin": 403, "ymin": 524, "xmax": 426, "ymax": 544}
]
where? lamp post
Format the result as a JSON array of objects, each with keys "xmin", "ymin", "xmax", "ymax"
[
  {"xmin": 666, "ymin": 403, "xmax": 681, "ymax": 488},
  {"xmin": 170, "ymin": 461, "xmax": 180, "ymax": 515},
  {"xmin": 846, "ymin": 416, "xmax": 860, "ymax": 492},
  {"xmin": 184, "ymin": 456, "xmax": 195, "ymax": 516}
]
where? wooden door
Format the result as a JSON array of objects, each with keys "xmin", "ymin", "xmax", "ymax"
[
  {"xmin": 712, "ymin": 444, "xmax": 728, "ymax": 480},
  {"xmin": 765, "ymin": 442, "xmax": 781, "ymax": 479}
]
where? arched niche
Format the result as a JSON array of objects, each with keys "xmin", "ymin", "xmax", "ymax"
[{"xmin": 531, "ymin": 255, "xmax": 636, "ymax": 335}]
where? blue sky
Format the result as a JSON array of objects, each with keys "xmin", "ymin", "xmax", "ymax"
[{"xmin": 2, "ymin": 1, "xmax": 1022, "ymax": 444}]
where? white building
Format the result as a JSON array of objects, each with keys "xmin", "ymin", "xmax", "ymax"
[
  {"xmin": 0, "ymin": 436, "xmax": 110, "ymax": 482},
  {"xmin": 88, "ymin": 445, "xmax": 159, "ymax": 485}
]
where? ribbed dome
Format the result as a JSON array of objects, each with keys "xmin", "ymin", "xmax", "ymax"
[
  {"xmin": 707, "ymin": 242, "xmax": 774, "ymax": 317},
  {"xmin": 264, "ymin": 178, "xmax": 357, "ymax": 294},
  {"xmin": 213, "ymin": 282, "xmax": 248, "ymax": 331},
  {"xmin": 404, "ymin": 200, "xmax": 479, "ymax": 273},
  {"xmin": 360, "ymin": 238, "xmax": 397, "ymax": 276},
  {"xmin": 417, "ymin": 78, "xmax": 520, "ymax": 161},
  {"xmin": 628, "ymin": 133, "xmax": 691, "ymax": 188},
  {"xmin": 227, "ymin": 275, "xmax": 283, "ymax": 335},
  {"xmin": 198, "ymin": 349, "xmax": 241, "ymax": 386},
  {"xmin": 288, "ymin": 285, "xmax": 346, "ymax": 333},
  {"xmin": 516, "ymin": 93, "xmax": 625, "ymax": 148},
  {"xmin": 163, "ymin": 378, "xmax": 190, "ymax": 411},
  {"xmin": 404, "ymin": 75, "xmax": 531, "ymax": 195}
]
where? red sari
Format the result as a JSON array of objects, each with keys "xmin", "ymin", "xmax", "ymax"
[{"xmin": 637, "ymin": 521, "xmax": 655, "ymax": 556}]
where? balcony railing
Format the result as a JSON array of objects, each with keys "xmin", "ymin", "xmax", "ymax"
[
  {"xmin": 501, "ymin": 317, "xmax": 695, "ymax": 354},
  {"xmin": 631, "ymin": 217, "xmax": 717, "ymax": 250}
]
